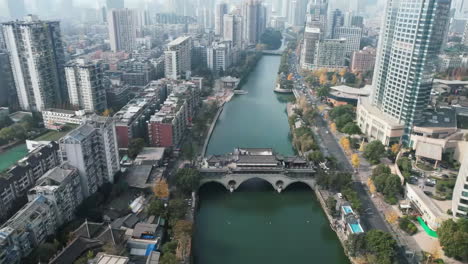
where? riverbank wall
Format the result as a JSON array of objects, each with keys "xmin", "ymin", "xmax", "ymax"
[{"xmin": 200, "ymin": 103, "xmax": 225, "ymax": 157}]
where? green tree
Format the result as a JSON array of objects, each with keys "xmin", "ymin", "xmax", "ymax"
[
  {"xmin": 346, "ymin": 233, "xmax": 367, "ymax": 257},
  {"xmin": 397, "ymin": 157, "xmax": 412, "ymax": 173},
  {"xmin": 160, "ymin": 252, "xmax": 178, "ymax": 264},
  {"xmin": 316, "ymin": 86, "xmax": 331, "ymax": 97},
  {"xmin": 326, "ymin": 196, "xmax": 337, "ymax": 216},
  {"xmin": 260, "ymin": 28, "xmax": 283, "ymax": 49},
  {"xmin": 364, "ymin": 140, "xmax": 386, "ymax": 164},
  {"xmin": 147, "ymin": 199, "xmax": 167, "ymax": 218},
  {"xmin": 161, "ymin": 241, "xmax": 178, "ymax": 254},
  {"xmin": 329, "ymin": 104, "xmax": 354, "ymax": 120},
  {"xmin": 308, "ymin": 151, "xmax": 324, "ymax": 163},
  {"xmin": 438, "ymin": 219, "xmax": 468, "ymax": 261},
  {"xmin": 168, "ymin": 198, "xmax": 187, "ymax": 221},
  {"xmin": 128, "ymin": 138, "xmax": 145, "ymax": 158},
  {"xmin": 365, "ymin": 230, "xmax": 397, "ymax": 264},
  {"xmin": 341, "ymin": 122, "xmax": 361, "ymax": 135},
  {"xmin": 175, "ymin": 168, "xmax": 201, "ymax": 195},
  {"xmin": 335, "ymin": 113, "xmax": 354, "ymax": 131}
]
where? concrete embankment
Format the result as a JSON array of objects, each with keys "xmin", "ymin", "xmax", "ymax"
[{"xmin": 200, "ymin": 103, "xmax": 225, "ymax": 157}]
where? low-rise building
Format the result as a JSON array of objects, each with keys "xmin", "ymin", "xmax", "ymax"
[
  {"xmin": 406, "ymin": 183, "xmax": 450, "ymax": 230},
  {"xmin": 327, "ymin": 85, "xmax": 371, "ymax": 106},
  {"xmin": 42, "ymin": 108, "xmax": 87, "ymax": 130},
  {"xmin": 356, "ymin": 97, "xmax": 405, "ymax": 146}
]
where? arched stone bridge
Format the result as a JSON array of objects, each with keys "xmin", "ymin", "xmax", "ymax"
[{"xmin": 199, "ymin": 173, "xmax": 316, "ymax": 193}]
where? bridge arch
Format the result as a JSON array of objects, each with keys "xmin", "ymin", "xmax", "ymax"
[
  {"xmin": 235, "ymin": 177, "xmax": 276, "ymax": 191},
  {"xmin": 283, "ymin": 181, "xmax": 314, "ymax": 191}
]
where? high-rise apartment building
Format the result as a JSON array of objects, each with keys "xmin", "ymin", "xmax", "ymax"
[
  {"xmin": 207, "ymin": 42, "xmax": 232, "ymax": 72},
  {"xmin": 288, "ymin": 0, "xmax": 308, "ymax": 26},
  {"xmin": 215, "ymin": 3, "xmax": 229, "ymax": 36},
  {"xmin": 326, "ymin": 9, "xmax": 344, "ymax": 38},
  {"xmin": 306, "ymin": 0, "xmax": 328, "ymax": 25},
  {"xmin": 223, "ymin": 14, "xmax": 243, "ymax": 47},
  {"xmin": 315, "ymin": 39, "xmax": 346, "ymax": 69},
  {"xmin": 0, "ymin": 52, "xmax": 16, "ymax": 107},
  {"xmin": 65, "ymin": 59, "xmax": 107, "ymax": 113},
  {"xmin": 2, "ymin": 15, "xmax": 67, "ymax": 112},
  {"xmin": 108, "ymin": 8, "xmax": 137, "ymax": 52},
  {"xmin": 107, "ymin": 0, "xmax": 124, "ymax": 9},
  {"xmin": 300, "ymin": 25, "xmax": 321, "ymax": 69},
  {"xmin": 164, "ymin": 36, "xmax": 192, "ymax": 80},
  {"xmin": 351, "ymin": 47, "xmax": 376, "ymax": 73},
  {"xmin": 59, "ymin": 116, "xmax": 120, "ymax": 197},
  {"xmin": 370, "ymin": 0, "xmax": 450, "ymax": 135},
  {"xmin": 333, "ymin": 26, "xmax": 362, "ymax": 57},
  {"xmin": 242, "ymin": 0, "xmax": 267, "ymax": 46}
]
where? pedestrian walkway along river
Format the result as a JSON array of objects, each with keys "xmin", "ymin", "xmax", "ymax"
[{"xmin": 193, "ymin": 55, "xmax": 349, "ymax": 264}]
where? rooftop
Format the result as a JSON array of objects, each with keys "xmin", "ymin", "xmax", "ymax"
[
  {"xmin": 134, "ymin": 148, "xmax": 166, "ymax": 165},
  {"xmin": 96, "ymin": 254, "xmax": 129, "ymax": 264},
  {"xmin": 36, "ymin": 164, "xmax": 75, "ymax": 185},
  {"xmin": 417, "ymin": 107, "xmax": 457, "ymax": 128},
  {"xmin": 66, "ymin": 124, "xmax": 96, "ymax": 142},
  {"xmin": 167, "ymin": 36, "xmax": 191, "ymax": 47},
  {"xmin": 330, "ymin": 85, "xmax": 371, "ymax": 96},
  {"xmin": 33, "ymin": 124, "xmax": 79, "ymax": 141},
  {"xmin": 125, "ymin": 165, "xmax": 153, "ymax": 189}
]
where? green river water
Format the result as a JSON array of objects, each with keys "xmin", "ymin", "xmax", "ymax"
[{"xmin": 193, "ymin": 55, "xmax": 349, "ymax": 264}]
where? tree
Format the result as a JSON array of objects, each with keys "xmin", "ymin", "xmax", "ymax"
[
  {"xmin": 153, "ymin": 179, "xmax": 169, "ymax": 199},
  {"xmin": 390, "ymin": 143, "xmax": 401, "ymax": 154},
  {"xmin": 173, "ymin": 220, "xmax": 193, "ymax": 240},
  {"xmin": 335, "ymin": 113, "xmax": 354, "ymax": 131},
  {"xmin": 162, "ymin": 241, "xmax": 178, "ymax": 254},
  {"xmin": 364, "ymin": 230, "xmax": 397, "ymax": 264},
  {"xmin": 438, "ymin": 218, "xmax": 468, "ymax": 261},
  {"xmin": 147, "ymin": 199, "xmax": 167, "ymax": 217},
  {"xmin": 397, "ymin": 157, "xmax": 412, "ymax": 173},
  {"xmin": 319, "ymin": 73, "xmax": 328, "ymax": 85},
  {"xmin": 341, "ymin": 122, "xmax": 361, "ymax": 135},
  {"xmin": 330, "ymin": 122, "xmax": 337, "ymax": 133},
  {"xmin": 363, "ymin": 140, "xmax": 386, "ymax": 164},
  {"xmin": 168, "ymin": 198, "xmax": 187, "ymax": 221},
  {"xmin": 367, "ymin": 178, "xmax": 377, "ymax": 194},
  {"xmin": 351, "ymin": 154, "xmax": 360, "ymax": 169},
  {"xmin": 331, "ymin": 74, "xmax": 339, "ymax": 85},
  {"xmin": 308, "ymin": 151, "xmax": 324, "ymax": 163},
  {"xmin": 102, "ymin": 108, "xmax": 114, "ymax": 117},
  {"xmin": 128, "ymin": 138, "xmax": 145, "ymax": 158},
  {"xmin": 316, "ymin": 86, "xmax": 331, "ymax": 97},
  {"xmin": 260, "ymin": 28, "xmax": 283, "ymax": 49},
  {"xmin": 326, "ymin": 196, "xmax": 337, "ymax": 215},
  {"xmin": 340, "ymin": 137, "xmax": 351, "ymax": 153},
  {"xmin": 160, "ymin": 252, "xmax": 178, "ymax": 264},
  {"xmin": 175, "ymin": 168, "xmax": 201, "ymax": 195}
]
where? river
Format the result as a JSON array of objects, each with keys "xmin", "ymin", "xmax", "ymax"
[{"xmin": 193, "ymin": 55, "xmax": 349, "ymax": 264}]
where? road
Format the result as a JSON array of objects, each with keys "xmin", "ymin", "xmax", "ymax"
[{"xmin": 288, "ymin": 53, "xmax": 412, "ymax": 263}]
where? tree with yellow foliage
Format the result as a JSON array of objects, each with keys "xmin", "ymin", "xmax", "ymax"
[
  {"xmin": 359, "ymin": 140, "xmax": 365, "ymax": 152},
  {"xmin": 330, "ymin": 122, "xmax": 337, "ymax": 133},
  {"xmin": 339, "ymin": 68, "xmax": 347, "ymax": 77},
  {"xmin": 390, "ymin": 143, "xmax": 401, "ymax": 155},
  {"xmin": 287, "ymin": 73, "xmax": 293, "ymax": 80},
  {"xmin": 385, "ymin": 211, "xmax": 398, "ymax": 225},
  {"xmin": 340, "ymin": 137, "xmax": 351, "ymax": 153},
  {"xmin": 351, "ymin": 154, "xmax": 360, "ymax": 169},
  {"xmin": 331, "ymin": 74, "xmax": 339, "ymax": 85},
  {"xmin": 319, "ymin": 73, "xmax": 328, "ymax": 85},
  {"xmin": 153, "ymin": 179, "xmax": 169, "ymax": 199},
  {"xmin": 102, "ymin": 108, "xmax": 113, "ymax": 117},
  {"xmin": 367, "ymin": 178, "xmax": 376, "ymax": 194}
]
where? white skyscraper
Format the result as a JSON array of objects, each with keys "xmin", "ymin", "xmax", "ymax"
[
  {"xmin": 1, "ymin": 15, "xmax": 67, "ymax": 112},
  {"xmin": 215, "ymin": 3, "xmax": 229, "ymax": 36},
  {"xmin": 164, "ymin": 36, "xmax": 192, "ymax": 80},
  {"xmin": 223, "ymin": 14, "xmax": 243, "ymax": 47},
  {"xmin": 300, "ymin": 25, "xmax": 321, "ymax": 69},
  {"xmin": 357, "ymin": 0, "xmax": 451, "ymax": 144},
  {"xmin": 65, "ymin": 59, "xmax": 107, "ymax": 113},
  {"xmin": 108, "ymin": 8, "xmax": 137, "ymax": 52}
]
